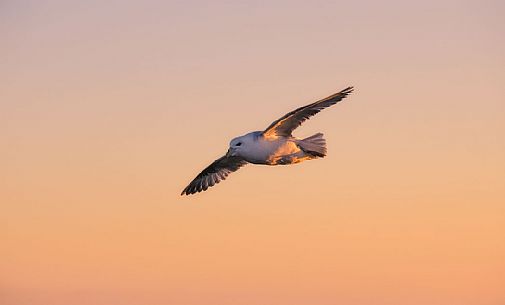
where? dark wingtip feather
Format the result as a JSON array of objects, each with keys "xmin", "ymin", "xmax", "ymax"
[
  {"xmin": 341, "ymin": 86, "xmax": 354, "ymax": 95},
  {"xmin": 181, "ymin": 186, "xmax": 195, "ymax": 196}
]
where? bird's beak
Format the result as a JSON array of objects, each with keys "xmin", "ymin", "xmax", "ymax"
[{"xmin": 226, "ymin": 148, "xmax": 233, "ymax": 157}]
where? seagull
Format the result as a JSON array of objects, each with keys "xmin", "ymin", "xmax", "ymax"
[{"xmin": 181, "ymin": 86, "xmax": 354, "ymax": 195}]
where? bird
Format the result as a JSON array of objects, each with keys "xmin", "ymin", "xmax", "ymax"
[{"xmin": 181, "ymin": 86, "xmax": 354, "ymax": 195}]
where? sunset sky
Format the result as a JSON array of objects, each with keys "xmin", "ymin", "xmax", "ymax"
[{"xmin": 1, "ymin": 1, "xmax": 504, "ymax": 305}]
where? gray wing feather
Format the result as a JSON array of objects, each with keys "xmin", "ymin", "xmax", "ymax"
[
  {"xmin": 181, "ymin": 156, "xmax": 248, "ymax": 195},
  {"xmin": 262, "ymin": 86, "xmax": 353, "ymax": 138}
]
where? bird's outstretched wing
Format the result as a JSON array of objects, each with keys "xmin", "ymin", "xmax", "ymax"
[
  {"xmin": 181, "ymin": 156, "xmax": 248, "ymax": 195},
  {"xmin": 262, "ymin": 86, "xmax": 353, "ymax": 139}
]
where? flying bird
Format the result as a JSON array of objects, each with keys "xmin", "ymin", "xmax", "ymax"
[{"xmin": 181, "ymin": 86, "xmax": 354, "ymax": 195}]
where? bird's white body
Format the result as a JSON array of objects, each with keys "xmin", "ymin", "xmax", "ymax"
[{"xmin": 229, "ymin": 131, "xmax": 311, "ymax": 165}]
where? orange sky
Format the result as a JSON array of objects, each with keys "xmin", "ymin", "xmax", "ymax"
[{"xmin": 1, "ymin": 1, "xmax": 504, "ymax": 305}]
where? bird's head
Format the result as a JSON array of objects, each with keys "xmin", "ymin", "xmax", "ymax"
[{"xmin": 226, "ymin": 132, "xmax": 257, "ymax": 157}]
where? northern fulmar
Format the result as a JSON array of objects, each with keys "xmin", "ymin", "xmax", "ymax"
[{"xmin": 181, "ymin": 86, "xmax": 354, "ymax": 195}]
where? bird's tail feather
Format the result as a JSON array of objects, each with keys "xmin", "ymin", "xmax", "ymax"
[{"xmin": 297, "ymin": 133, "xmax": 326, "ymax": 158}]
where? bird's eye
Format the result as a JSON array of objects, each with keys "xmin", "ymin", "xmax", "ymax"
[{"xmin": 236, "ymin": 142, "xmax": 242, "ymax": 146}]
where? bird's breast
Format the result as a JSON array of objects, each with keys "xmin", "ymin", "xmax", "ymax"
[{"xmin": 241, "ymin": 137, "xmax": 301, "ymax": 165}]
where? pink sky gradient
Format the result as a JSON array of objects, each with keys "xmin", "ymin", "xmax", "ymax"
[{"xmin": 1, "ymin": 1, "xmax": 504, "ymax": 304}]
